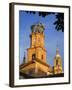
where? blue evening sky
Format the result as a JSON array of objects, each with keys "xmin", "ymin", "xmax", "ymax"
[{"xmin": 19, "ymin": 11, "xmax": 64, "ymax": 70}]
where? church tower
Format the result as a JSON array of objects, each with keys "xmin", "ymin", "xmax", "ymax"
[
  {"xmin": 54, "ymin": 48, "xmax": 63, "ymax": 74},
  {"xmin": 20, "ymin": 23, "xmax": 53, "ymax": 78},
  {"xmin": 27, "ymin": 23, "xmax": 46, "ymax": 63}
]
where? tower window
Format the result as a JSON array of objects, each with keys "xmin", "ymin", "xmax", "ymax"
[
  {"xmin": 56, "ymin": 59, "xmax": 58, "ymax": 65},
  {"xmin": 32, "ymin": 54, "xmax": 36, "ymax": 60},
  {"xmin": 41, "ymin": 55, "xmax": 43, "ymax": 60}
]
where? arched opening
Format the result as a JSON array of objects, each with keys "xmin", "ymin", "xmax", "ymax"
[
  {"xmin": 32, "ymin": 54, "xmax": 36, "ymax": 60},
  {"xmin": 56, "ymin": 59, "xmax": 58, "ymax": 65},
  {"xmin": 41, "ymin": 55, "xmax": 43, "ymax": 60}
]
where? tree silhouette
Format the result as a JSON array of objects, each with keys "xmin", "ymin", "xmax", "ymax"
[
  {"xmin": 25, "ymin": 11, "xmax": 64, "ymax": 32},
  {"xmin": 54, "ymin": 13, "xmax": 64, "ymax": 32}
]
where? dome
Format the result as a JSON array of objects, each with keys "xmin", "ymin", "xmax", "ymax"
[
  {"xmin": 31, "ymin": 23, "xmax": 45, "ymax": 33},
  {"xmin": 55, "ymin": 54, "xmax": 61, "ymax": 58}
]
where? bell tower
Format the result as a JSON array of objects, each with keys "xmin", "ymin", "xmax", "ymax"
[
  {"xmin": 27, "ymin": 23, "xmax": 46, "ymax": 63},
  {"xmin": 54, "ymin": 48, "xmax": 63, "ymax": 74}
]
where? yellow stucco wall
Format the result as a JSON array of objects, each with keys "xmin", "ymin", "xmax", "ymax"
[
  {"xmin": 27, "ymin": 32, "xmax": 46, "ymax": 63},
  {"xmin": 30, "ymin": 32, "xmax": 45, "ymax": 48}
]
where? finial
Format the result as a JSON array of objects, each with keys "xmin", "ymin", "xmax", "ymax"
[
  {"xmin": 56, "ymin": 48, "xmax": 59, "ymax": 55},
  {"xmin": 56, "ymin": 41, "xmax": 59, "ymax": 55}
]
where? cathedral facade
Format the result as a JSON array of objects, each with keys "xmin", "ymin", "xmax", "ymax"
[{"xmin": 20, "ymin": 23, "xmax": 63, "ymax": 78}]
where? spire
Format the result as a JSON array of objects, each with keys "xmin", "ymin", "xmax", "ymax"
[
  {"xmin": 55, "ymin": 41, "xmax": 61, "ymax": 57},
  {"xmin": 56, "ymin": 41, "xmax": 59, "ymax": 55},
  {"xmin": 55, "ymin": 47, "xmax": 61, "ymax": 58},
  {"xmin": 56, "ymin": 48, "xmax": 59, "ymax": 55}
]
